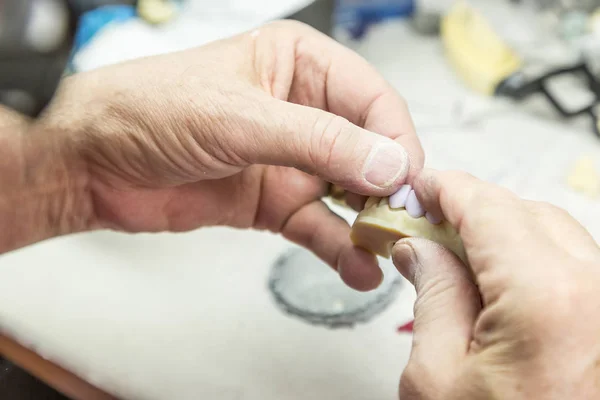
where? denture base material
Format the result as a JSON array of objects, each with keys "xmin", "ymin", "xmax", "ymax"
[{"xmin": 350, "ymin": 196, "xmax": 467, "ymax": 264}]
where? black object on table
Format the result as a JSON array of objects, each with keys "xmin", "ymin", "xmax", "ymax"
[{"xmin": 0, "ymin": 357, "xmax": 69, "ymax": 400}]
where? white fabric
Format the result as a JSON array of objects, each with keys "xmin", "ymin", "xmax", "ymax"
[{"xmin": 73, "ymin": 0, "xmax": 314, "ymax": 72}]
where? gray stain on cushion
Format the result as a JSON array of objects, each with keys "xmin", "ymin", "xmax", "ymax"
[{"xmin": 268, "ymin": 247, "xmax": 402, "ymax": 328}]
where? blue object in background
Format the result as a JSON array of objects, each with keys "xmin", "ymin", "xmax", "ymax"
[
  {"xmin": 67, "ymin": 4, "xmax": 137, "ymax": 72},
  {"xmin": 73, "ymin": 5, "xmax": 137, "ymax": 54},
  {"xmin": 335, "ymin": 0, "xmax": 415, "ymax": 40}
]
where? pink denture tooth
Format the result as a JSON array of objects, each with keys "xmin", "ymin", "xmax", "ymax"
[
  {"xmin": 405, "ymin": 190, "xmax": 425, "ymax": 218},
  {"xmin": 389, "ymin": 185, "xmax": 411, "ymax": 209}
]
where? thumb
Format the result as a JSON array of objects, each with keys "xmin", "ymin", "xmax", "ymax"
[
  {"xmin": 392, "ymin": 238, "xmax": 481, "ymax": 376},
  {"xmin": 235, "ymin": 99, "xmax": 411, "ymax": 196}
]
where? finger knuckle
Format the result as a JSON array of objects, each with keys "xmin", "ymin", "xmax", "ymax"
[
  {"xmin": 436, "ymin": 170, "xmax": 478, "ymax": 204},
  {"xmin": 442, "ymin": 170, "xmax": 477, "ymax": 183},
  {"xmin": 310, "ymin": 113, "xmax": 353, "ymax": 170},
  {"xmin": 442, "ymin": 171, "xmax": 517, "ymax": 206},
  {"xmin": 395, "ymin": 93, "xmax": 409, "ymax": 110},
  {"xmin": 468, "ymin": 189, "xmax": 507, "ymax": 212},
  {"xmin": 528, "ymin": 200, "xmax": 570, "ymax": 220},
  {"xmin": 414, "ymin": 273, "xmax": 457, "ymax": 312}
]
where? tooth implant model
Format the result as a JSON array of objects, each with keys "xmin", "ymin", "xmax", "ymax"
[{"xmin": 349, "ymin": 185, "xmax": 467, "ymax": 264}]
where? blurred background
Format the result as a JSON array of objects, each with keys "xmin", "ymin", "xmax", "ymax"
[{"xmin": 2, "ymin": 0, "xmax": 600, "ymax": 398}]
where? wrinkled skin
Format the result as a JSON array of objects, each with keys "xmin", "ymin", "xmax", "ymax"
[
  {"xmin": 393, "ymin": 169, "xmax": 600, "ymax": 400},
  {"xmin": 39, "ymin": 20, "xmax": 423, "ymax": 291}
]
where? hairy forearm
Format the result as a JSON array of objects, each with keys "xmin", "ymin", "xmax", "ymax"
[{"xmin": 0, "ymin": 106, "xmax": 94, "ymax": 254}]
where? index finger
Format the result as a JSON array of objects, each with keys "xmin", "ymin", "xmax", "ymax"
[
  {"xmin": 411, "ymin": 169, "xmax": 542, "ymax": 269},
  {"xmin": 412, "ymin": 170, "xmax": 599, "ymax": 258},
  {"xmin": 410, "ymin": 169, "xmax": 600, "ymax": 312}
]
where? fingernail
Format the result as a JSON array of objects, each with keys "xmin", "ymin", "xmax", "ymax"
[
  {"xmin": 389, "ymin": 184, "xmax": 411, "ymax": 209},
  {"xmin": 393, "ymin": 243, "xmax": 417, "ymax": 283},
  {"xmin": 363, "ymin": 141, "xmax": 409, "ymax": 188},
  {"xmin": 425, "ymin": 211, "xmax": 442, "ymax": 225},
  {"xmin": 405, "ymin": 190, "xmax": 425, "ymax": 218}
]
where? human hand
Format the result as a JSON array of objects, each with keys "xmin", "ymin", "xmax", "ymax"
[
  {"xmin": 392, "ymin": 170, "xmax": 600, "ymax": 399},
  {"xmin": 39, "ymin": 20, "xmax": 422, "ymax": 290}
]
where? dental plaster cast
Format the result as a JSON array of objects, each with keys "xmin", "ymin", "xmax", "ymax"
[{"xmin": 350, "ymin": 190, "xmax": 467, "ymax": 264}]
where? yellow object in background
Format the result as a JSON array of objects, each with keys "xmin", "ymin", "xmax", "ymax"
[
  {"xmin": 441, "ymin": 1, "xmax": 522, "ymax": 96},
  {"xmin": 137, "ymin": 0, "xmax": 177, "ymax": 25},
  {"xmin": 567, "ymin": 155, "xmax": 600, "ymax": 199},
  {"xmin": 588, "ymin": 7, "xmax": 600, "ymax": 33}
]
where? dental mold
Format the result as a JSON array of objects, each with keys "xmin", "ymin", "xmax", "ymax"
[{"xmin": 350, "ymin": 196, "xmax": 467, "ymax": 264}]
